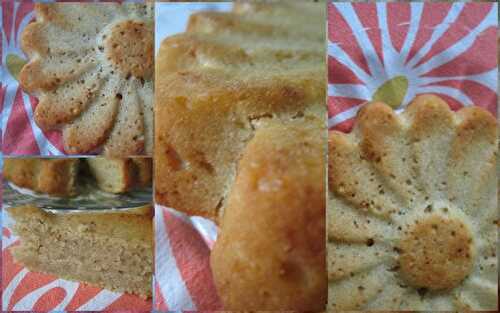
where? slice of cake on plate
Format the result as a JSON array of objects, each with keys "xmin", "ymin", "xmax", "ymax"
[{"xmin": 7, "ymin": 205, "xmax": 153, "ymax": 298}]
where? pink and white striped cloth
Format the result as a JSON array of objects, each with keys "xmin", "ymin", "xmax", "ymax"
[
  {"xmin": 328, "ymin": 1, "xmax": 498, "ymax": 132},
  {"xmin": 154, "ymin": 205, "xmax": 220, "ymax": 310}
]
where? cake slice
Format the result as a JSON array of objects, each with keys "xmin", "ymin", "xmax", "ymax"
[
  {"xmin": 86, "ymin": 157, "xmax": 152, "ymax": 193},
  {"xmin": 8, "ymin": 205, "xmax": 153, "ymax": 298},
  {"xmin": 3, "ymin": 158, "xmax": 80, "ymax": 196}
]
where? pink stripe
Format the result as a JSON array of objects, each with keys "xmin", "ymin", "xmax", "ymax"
[
  {"xmin": 162, "ymin": 211, "xmax": 222, "ymax": 310},
  {"xmin": 154, "ymin": 281, "xmax": 168, "ymax": 311},
  {"xmin": 328, "ymin": 56, "xmax": 363, "ymax": 85},
  {"xmin": 33, "ymin": 287, "xmax": 67, "ymax": 312},
  {"xmin": 406, "ymin": 3, "xmax": 452, "ymax": 64},
  {"xmin": 331, "ymin": 117, "xmax": 355, "ymax": 133},
  {"xmin": 421, "ymin": 27, "xmax": 497, "ymax": 77},
  {"xmin": 423, "ymin": 80, "xmax": 497, "ymax": 116},
  {"xmin": 2, "ymin": 1, "xmax": 14, "ymax": 44},
  {"xmin": 3, "ymin": 88, "xmax": 40, "ymax": 155},
  {"xmin": 15, "ymin": 1, "xmax": 34, "ymax": 42},
  {"xmin": 353, "ymin": 3, "xmax": 383, "ymax": 67},
  {"xmin": 328, "ymin": 3, "xmax": 372, "ymax": 76},
  {"xmin": 414, "ymin": 2, "xmax": 493, "ymax": 69},
  {"xmin": 387, "ymin": 3, "xmax": 410, "ymax": 53},
  {"xmin": 328, "ymin": 96, "xmax": 365, "ymax": 118}
]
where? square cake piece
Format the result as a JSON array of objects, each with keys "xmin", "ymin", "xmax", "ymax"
[{"xmin": 8, "ymin": 205, "xmax": 153, "ymax": 298}]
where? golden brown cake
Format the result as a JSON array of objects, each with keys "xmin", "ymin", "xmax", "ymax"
[
  {"xmin": 8, "ymin": 205, "xmax": 153, "ymax": 298},
  {"xmin": 155, "ymin": 1, "xmax": 325, "ymax": 221},
  {"xmin": 19, "ymin": 3, "xmax": 153, "ymax": 156},
  {"xmin": 155, "ymin": 1, "xmax": 327, "ymax": 310},
  {"xmin": 327, "ymin": 95, "xmax": 498, "ymax": 310},
  {"xmin": 3, "ymin": 158, "xmax": 79, "ymax": 196},
  {"xmin": 211, "ymin": 120, "xmax": 326, "ymax": 310},
  {"xmin": 86, "ymin": 157, "xmax": 152, "ymax": 193},
  {"xmin": 4, "ymin": 157, "xmax": 152, "ymax": 196}
]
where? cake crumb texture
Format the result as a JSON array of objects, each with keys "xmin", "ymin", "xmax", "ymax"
[{"xmin": 8, "ymin": 205, "xmax": 153, "ymax": 298}]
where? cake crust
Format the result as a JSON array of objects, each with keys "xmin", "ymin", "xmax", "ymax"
[
  {"xmin": 327, "ymin": 94, "xmax": 498, "ymax": 310},
  {"xmin": 211, "ymin": 121, "xmax": 327, "ymax": 310}
]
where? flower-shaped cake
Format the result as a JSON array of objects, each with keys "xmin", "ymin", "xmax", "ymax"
[
  {"xmin": 19, "ymin": 3, "xmax": 153, "ymax": 156},
  {"xmin": 328, "ymin": 95, "xmax": 497, "ymax": 310}
]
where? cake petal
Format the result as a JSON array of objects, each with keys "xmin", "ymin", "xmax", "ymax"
[
  {"xmin": 329, "ymin": 131, "xmax": 403, "ymax": 218},
  {"xmin": 403, "ymin": 95, "xmax": 456, "ymax": 204},
  {"xmin": 327, "ymin": 197, "xmax": 396, "ymax": 243},
  {"xmin": 35, "ymin": 3, "xmax": 119, "ymax": 32},
  {"xmin": 426, "ymin": 295, "xmax": 455, "ymax": 311},
  {"xmin": 19, "ymin": 53, "xmax": 96, "ymax": 93},
  {"xmin": 21, "ymin": 22, "xmax": 94, "ymax": 57},
  {"xmin": 356, "ymin": 101, "xmax": 423, "ymax": 206},
  {"xmin": 399, "ymin": 289, "xmax": 433, "ymax": 310},
  {"xmin": 34, "ymin": 69, "xmax": 104, "ymax": 129},
  {"xmin": 327, "ymin": 265, "xmax": 389, "ymax": 310},
  {"xmin": 63, "ymin": 93, "xmax": 119, "ymax": 154},
  {"xmin": 363, "ymin": 281, "xmax": 406, "ymax": 309},
  {"xmin": 447, "ymin": 107, "xmax": 497, "ymax": 212},
  {"xmin": 454, "ymin": 279, "xmax": 497, "ymax": 311},
  {"xmin": 102, "ymin": 80, "xmax": 145, "ymax": 156},
  {"xmin": 137, "ymin": 80, "xmax": 153, "ymax": 155},
  {"xmin": 327, "ymin": 242, "xmax": 392, "ymax": 281}
]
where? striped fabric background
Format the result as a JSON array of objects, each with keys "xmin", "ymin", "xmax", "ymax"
[{"xmin": 328, "ymin": 1, "xmax": 498, "ymax": 132}]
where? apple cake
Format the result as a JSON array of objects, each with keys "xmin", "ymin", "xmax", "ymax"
[
  {"xmin": 155, "ymin": 1, "xmax": 327, "ymax": 310},
  {"xmin": 19, "ymin": 2, "xmax": 153, "ymax": 156},
  {"xmin": 8, "ymin": 205, "xmax": 153, "ymax": 298},
  {"xmin": 327, "ymin": 95, "xmax": 497, "ymax": 310},
  {"xmin": 4, "ymin": 157, "xmax": 152, "ymax": 196}
]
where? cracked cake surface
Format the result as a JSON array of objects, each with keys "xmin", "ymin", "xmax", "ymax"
[
  {"xmin": 19, "ymin": 3, "xmax": 153, "ymax": 156},
  {"xmin": 327, "ymin": 94, "xmax": 498, "ymax": 310}
]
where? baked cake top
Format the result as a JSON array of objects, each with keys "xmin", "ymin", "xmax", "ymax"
[
  {"xmin": 20, "ymin": 3, "xmax": 153, "ymax": 156},
  {"xmin": 327, "ymin": 94, "xmax": 497, "ymax": 310}
]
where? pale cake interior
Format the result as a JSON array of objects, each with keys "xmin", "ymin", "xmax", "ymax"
[{"xmin": 8, "ymin": 205, "xmax": 153, "ymax": 298}]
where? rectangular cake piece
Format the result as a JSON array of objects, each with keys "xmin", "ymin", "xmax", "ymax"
[{"xmin": 8, "ymin": 205, "xmax": 153, "ymax": 298}]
